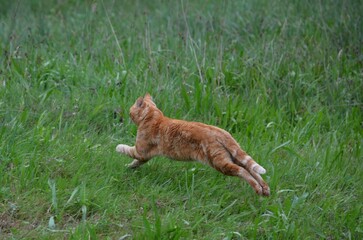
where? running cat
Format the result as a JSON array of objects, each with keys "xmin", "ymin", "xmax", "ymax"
[{"xmin": 116, "ymin": 94, "xmax": 270, "ymax": 196}]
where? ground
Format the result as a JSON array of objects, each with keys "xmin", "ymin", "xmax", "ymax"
[{"xmin": 0, "ymin": 0, "xmax": 362, "ymax": 239}]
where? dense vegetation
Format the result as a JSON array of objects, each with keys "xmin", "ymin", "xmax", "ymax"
[{"xmin": 0, "ymin": 0, "xmax": 362, "ymax": 239}]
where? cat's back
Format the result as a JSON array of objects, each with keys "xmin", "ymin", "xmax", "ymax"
[
  {"xmin": 157, "ymin": 117, "xmax": 238, "ymax": 161},
  {"xmin": 161, "ymin": 117, "xmax": 235, "ymax": 144}
]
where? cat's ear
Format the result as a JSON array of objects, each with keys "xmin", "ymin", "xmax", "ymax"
[
  {"xmin": 144, "ymin": 93, "xmax": 153, "ymax": 101},
  {"xmin": 144, "ymin": 93, "xmax": 156, "ymax": 106},
  {"xmin": 136, "ymin": 97, "xmax": 144, "ymax": 107}
]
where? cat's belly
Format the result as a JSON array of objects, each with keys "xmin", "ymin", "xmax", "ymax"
[
  {"xmin": 166, "ymin": 155, "xmax": 195, "ymax": 162},
  {"xmin": 159, "ymin": 146, "xmax": 206, "ymax": 163},
  {"xmin": 160, "ymin": 151, "xmax": 195, "ymax": 162},
  {"xmin": 157, "ymin": 128, "xmax": 208, "ymax": 163}
]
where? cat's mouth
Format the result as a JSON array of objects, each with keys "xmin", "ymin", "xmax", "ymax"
[{"xmin": 130, "ymin": 113, "xmax": 136, "ymax": 123}]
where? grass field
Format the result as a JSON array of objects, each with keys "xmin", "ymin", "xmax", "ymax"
[{"xmin": 1, "ymin": 0, "xmax": 362, "ymax": 239}]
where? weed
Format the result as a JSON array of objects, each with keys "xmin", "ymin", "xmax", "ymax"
[{"xmin": 0, "ymin": 0, "xmax": 362, "ymax": 239}]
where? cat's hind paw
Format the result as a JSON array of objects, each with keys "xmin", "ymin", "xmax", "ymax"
[
  {"xmin": 262, "ymin": 185, "xmax": 270, "ymax": 197},
  {"xmin": 254, "ymin": 184, "xmax": 270, "ymax": 197}
]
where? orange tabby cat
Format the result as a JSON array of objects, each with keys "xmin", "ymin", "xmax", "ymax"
[{"xmin": 116, "ymin": 93, "xmax": 270, "ymax": 196}]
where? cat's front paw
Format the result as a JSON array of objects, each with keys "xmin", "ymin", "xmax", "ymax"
[
  {"xmin": 116, "ymin": 144, "xmax": 129, "ymax": 153},
  {"xmin": 126, "ymin": 159, "xmax": 142, "ymax": 169}
]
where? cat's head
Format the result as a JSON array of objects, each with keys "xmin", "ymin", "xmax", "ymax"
[{"xmin": 129, "ymin": 93, "xmax": 158, "ymax": 125}]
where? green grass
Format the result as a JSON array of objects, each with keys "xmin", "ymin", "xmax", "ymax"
[{"xmin": 1, "ymin": 0, "xmax": 362, "ymax": 239}]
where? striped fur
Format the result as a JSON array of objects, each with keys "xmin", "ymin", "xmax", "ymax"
[{"xmin": 116, "ymin": 94, "xmax": 270, "ymax": 196}]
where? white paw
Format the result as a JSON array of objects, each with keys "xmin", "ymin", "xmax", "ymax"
[
  {"xmin": 253, "ymin": 164, "xmax": 266, "ymax": 174},
  {"xmin": 116, "ymin": 144, "xmax": 128, "ymax": 153}
]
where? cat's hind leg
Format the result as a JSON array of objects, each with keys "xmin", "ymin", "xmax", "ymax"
[
  {"xmin": 232, "ymin": 151, "xmax": 270, "ymax": 196},
  {"xmin": 224, "ymin": 163, "xmax": 266, "ymax": 196},
  {"xmin": 211, "ymin": 152, "xmax": 267, "ymax": 196},
  {"xmin": 245, "ymin": 168, "xmax": 270, "ymax": 196}
]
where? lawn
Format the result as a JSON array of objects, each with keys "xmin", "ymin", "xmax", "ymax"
[{"xmin": 0, "ymin": 0, "xmax": 362, "ymax": 239}]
